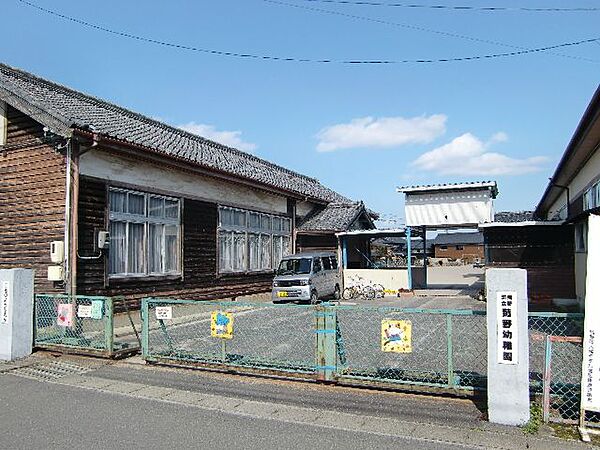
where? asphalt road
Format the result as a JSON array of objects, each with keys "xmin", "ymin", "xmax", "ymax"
[{"xmin": 0, "ymin": 374, "xmax": 481, "ymax": 450}]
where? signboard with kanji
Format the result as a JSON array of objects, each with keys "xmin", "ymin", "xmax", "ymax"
[
  {"xmin": 582, "ymin": 214, "xmax": 600, "ymax": 412},
  {"xmin": 1, "ymin": 281, "xmax": 9, "ymax": 325},
  {"xmin": 496, "ymin": 291, "xmax": 517, "ymax": 365},
  {"xmin": 381, "ymin": 319, "xmax": 412, "ymax": 353}
]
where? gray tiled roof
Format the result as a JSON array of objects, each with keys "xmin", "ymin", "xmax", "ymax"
[
  {"xmin": 493, "ymin": 211, "xmax": 535, "ymax": 223},
  {"xmin": 297, "ymin": 202, "xmax": 371, "ymax": 232},
  {"xmin": 433, "ymin": 231, "xmax": 483, "ymax": 246},
  {"xmin": 0, "ymin": 62, "xmax": 348, "ymax": 204}
]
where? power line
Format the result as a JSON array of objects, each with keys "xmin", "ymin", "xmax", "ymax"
[
  {"xmin": 16, "ymin": 0, "xmax": 600, "ymax": 65},
  {"xmin": 263, "ymin": 0, "xmax": 600, "ymax": 64},
  {"xmin": 295, "ymin": 0, "xmax": 600, "ymax": 12}
]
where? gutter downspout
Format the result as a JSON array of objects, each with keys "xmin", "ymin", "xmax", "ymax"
[
  {"xmin": 64, "ymin": 138, "xmax": 73, "ymax": 295},
  {"xmin": 70, "ymin": 142, "xmax": 80, "ymax": 297}
]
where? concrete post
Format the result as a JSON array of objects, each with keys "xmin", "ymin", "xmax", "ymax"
[
  {"xmin": 0, "ymin": 269, "xmax": 34, "ymax": 361},
  {"xmin": 486, "ymin": 268, "xmax": 530, "ymax": 426}
]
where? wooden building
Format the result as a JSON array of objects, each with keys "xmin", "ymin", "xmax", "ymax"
[
  {"xmin": 432, "ymin": 231, "xmax": 484, "ymax": 261},
  {"xmin": 0, "ymin": 62, "xmax": 372, "ymax": 308},
  {"xmin": 295, "ymin": 201, "xmax": 375, "ymax": 252},
  {"xmin": 480, "ymin": 213, "xmax": 574, "ymax": 309}
]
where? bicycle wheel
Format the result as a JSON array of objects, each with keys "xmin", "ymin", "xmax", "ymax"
[
  {"xmin": 342, "ymin": 287, "xmax": 356, "ymax": 300},
  {"xmin": 373, "ymin": 284, "xmax": 385, "ymax": 298},
  {"xmin": 362, "ymin": 286, "xmax": 375, "ymax": 300}
]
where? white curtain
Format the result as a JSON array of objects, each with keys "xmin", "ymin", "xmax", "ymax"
[
  {"xmin": 164, "ymin": 225, "xmax": 179, "ymax": 272},
  {"xmin": 219, "ymin": 231, "xmax": 233, "ymax": 272},
  {"xmin": 148, "ymin": 223, "xmax": 163, "ymax": 273},
  {"xmin": 260, "ymin": 234, "xmax": 271, "ymax": 270},
  {"xmin": 248, "ymin": 233, "xmax": 260, "ymax": 271},
  {"xmin": 233, "ymin": 233, "xmax": 246, "ymax": 271},
  {"xmin": 109, "ymin": 221, "xmax": 126, "ymax": 274},
  {"xmin": 128, "ymin": 223, "xmax": 145, "ymax": 274}
]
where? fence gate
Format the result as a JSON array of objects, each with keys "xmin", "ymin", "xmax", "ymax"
[
  {"xmin": 333, "ymin": 306, "xmax": 487, "ymax": 392},
  {"xmin": 142, "ymin": 298, "xmax": 318, "ymax": 378},
  {"xmin": 142, "ymin": 298, "xmax": 488, "ymax": 393},
  {"xmin": 34, "ymin": 294, "xmax": 140, "ymax": 358}
]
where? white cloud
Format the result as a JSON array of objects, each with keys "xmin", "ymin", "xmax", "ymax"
[
  {"xmin": 490, "ymin": 131, "xmax": 508, "ymax": 143},
  {"xmin": 178, "ymin": 122, "xmax": 257, "ymax": 153},
  {"xmin": 315, "ymin": 114, "xmax": 447, "ymax": 152},
  {"xmin": 412, "ymin": 132, "xmax": 548, "ymax": 176}
]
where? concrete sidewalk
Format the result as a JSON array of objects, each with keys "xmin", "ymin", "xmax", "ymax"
[{"xmin": 1, "ymin": 353, "xmax": 593, "ymax": 449}]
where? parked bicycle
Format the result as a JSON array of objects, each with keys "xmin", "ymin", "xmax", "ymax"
[{"xmin": 342, "ymin": 275, "xmax": 385, "ymax": 300}]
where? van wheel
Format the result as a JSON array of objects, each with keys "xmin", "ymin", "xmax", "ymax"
[
  {"xmin": 310, "ymin": 291, "xmax": 319, "ymax": 305},
  {"xmin": 333, "ymin": 285, "xmax": 341, "ymax": 300}
]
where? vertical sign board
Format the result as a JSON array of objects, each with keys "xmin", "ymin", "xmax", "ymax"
[
  {"xmin": 582, "ymin": 214, "xmax": 600, "ymax": 413},
  {"xmin": 381, "ymin": 319, "xmax": 412, "ymax": 353},
  {"xmin": 1, "ymin": 281, "xmax": 9, "ymax": 325},
  {"xmin": 497, "ymin": 291, "xmax": 518, "ymax": 365}
]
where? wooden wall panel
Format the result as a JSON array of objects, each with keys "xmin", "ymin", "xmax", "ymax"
[
  {"xmin": 77, "ymin": 177, "xmax": 272, "ymax": 310},
  {"xmin": 0, "ymin": 105, "xmax": 66, "ymax": 293}
]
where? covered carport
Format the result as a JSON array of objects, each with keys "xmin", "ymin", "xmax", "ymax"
[{"xmin": 337, "ymin": 228, "xmax": 428, "ymax": 293}]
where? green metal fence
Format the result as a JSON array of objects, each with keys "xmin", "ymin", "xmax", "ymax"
[
  {"xmin": 334, "ymin": 306, "xmax": 487, "ymax": 391},
  {"xmin": 527, "ymin": 312, "xmax": 585, "ymax": 424},
  {"xmin": 142, "ymin": 298, "xmax": 317, "ymax": 377},
  {"xmin": 139, "ymin": 298, "xmax": 588, "ymax": 402},
  {"xmin": 34, "ymin": 294, "xmax": 140, "ymax": 358},
  {"xmin": 142, "ymin": 298, "xmax": 488, "ymax": 392}
]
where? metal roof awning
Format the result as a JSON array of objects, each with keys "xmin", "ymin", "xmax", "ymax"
[
  {"xmin": 479, "ymin": 221, "xmax": 564, "ymax": 228},
  {"xmin": 336, "ymin": 228, "xmax": 424, "ymax": 238}
]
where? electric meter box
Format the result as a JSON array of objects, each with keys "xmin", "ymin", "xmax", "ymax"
[
  {"xmin": 50, "ymin": 241, "xmax": 64, "ymax": 263},
  {"xmin": 47, "ymin": 265, "xmax": 64, "ymax": 282}
]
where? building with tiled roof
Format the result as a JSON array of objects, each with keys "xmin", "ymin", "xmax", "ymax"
[{"xmin": 0, "ymin": 62, "xmax": 372, "ymax": 306}]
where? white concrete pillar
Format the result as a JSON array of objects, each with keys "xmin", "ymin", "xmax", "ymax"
[
  {"xmin": 486, "ymin": 268, "xmax": 530, "ymax": 425},
  {"xmin": 0, "ymin": 269, "xmax": 34, "ymax": 361}
]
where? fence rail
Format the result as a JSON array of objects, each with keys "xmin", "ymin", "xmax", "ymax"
[
  {"xmin": 527, "ymin": 312, "xmax": 585, "ymax": 424},
  {"xmin": 142, "ymin": 298, "xmax": 317, "ymax": 377},
  {"xmin": 34, "ymin": 294, "xmax": 140, "ymax": 358},
  {"xmin": 142, "ymin": 298, "xmax": 490, "ymax": 393},
  {"xmin": 36, "ymin": 294, "xmax": 587, "ymax": 411}
]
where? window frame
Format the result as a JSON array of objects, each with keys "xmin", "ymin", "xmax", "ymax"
[
  {"xmin": 217, "ymin": 206, "xmax": 292, "ymax": 274},
  {"xmin": 575, "ymin": 221, "xmax": 588, "ymax": 253},
  {"xmin": 0, "ymin": 101, "xmax": 7, "ymax": 147},
  {"xmin": 108, "ymin": 187, "xmax": 182, "ymax": 279}
]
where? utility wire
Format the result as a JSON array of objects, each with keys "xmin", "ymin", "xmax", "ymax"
[
  {"xmin": 263, "ymin": 0, "xmax": 600, "ymax": 63},
  {"xmin": 16, "ymin": 0, "xmax": 600, "ymax": 65},
  {"xmin": 296, "ymin": 0, "xmax": 600, "ymax": 12}
]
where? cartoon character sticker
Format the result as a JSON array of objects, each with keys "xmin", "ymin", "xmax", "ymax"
[
  {"xmin": 381, "ymin": 319, "xmax": 412, "ymax": 353},
  {"xmin": 211, "ymin": 311, "xmax": 234, "ymax": 339},
  {"xmin": 57, "ymin": 303, "xmax": 75, "ymax": 327}
]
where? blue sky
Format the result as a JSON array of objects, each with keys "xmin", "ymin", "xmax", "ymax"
[{"xmin": 3, "ymin": 0, "xmax": 599, "ymax": 226}]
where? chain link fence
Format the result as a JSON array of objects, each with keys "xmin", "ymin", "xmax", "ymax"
[
  {"xmin": 142, "ymin": 298, "xmax": 316, "ymax": 376},
  {"xmin": 334, "ymin": 307, "xmax": 487, "ymax": 391},
  {"xmin": 138, "ymin": 298, "xmax": 589, "ymax": 408},
  {"xmin": 527, "ymin": 313, "xmax": 584, "ymax": 424},
  {"xmin": 34, "ymin": 294, "xmax": 139, "ymax": 358}
]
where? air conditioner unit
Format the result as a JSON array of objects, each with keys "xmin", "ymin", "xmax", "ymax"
[
  {"xmin": 47, "ymin": 265, "xmax": 64, "ymax": 281},
  {"xmin": 50, "ymin": 241, "xmax": 64, "ymax": 263}
]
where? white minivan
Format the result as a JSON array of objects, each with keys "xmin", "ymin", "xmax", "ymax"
[{"xmin": 271, "ymin": 252, "xmax": 341, "ymax": 304}]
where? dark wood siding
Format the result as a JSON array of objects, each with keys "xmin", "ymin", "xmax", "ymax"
[
  {"xmin": 77, "ymin": 176, "xmax": 272, "ymax": 309},
  {"xmin": 0, "ymin": 105, "xmax": 66, "ymax": 293},
  {"xmin": 484, "ymin": 225, "xmax": 575, "ymax": 308},
  {"xmin": 434, "ymin": 244, "xmax": 484, "ymax": 261},
  {"xmin": 296, "ymin": 233, "xmax": 337, "ymax": 252}
]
